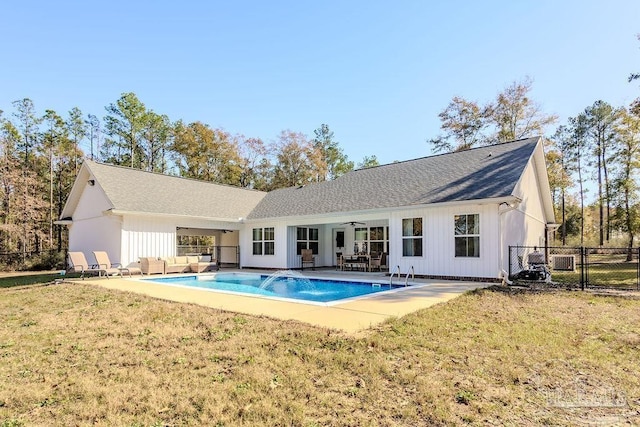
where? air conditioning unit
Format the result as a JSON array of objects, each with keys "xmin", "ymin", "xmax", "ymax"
[{"xmin": 552, "ymin": 255, "xmax": 575, "ymax": 271}]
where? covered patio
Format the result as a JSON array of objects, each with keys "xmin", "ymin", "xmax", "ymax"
[
  {"xmin": 285, "ymin": 219, "xmax": 391, "ymax": 271},
  {"xmin": 176, "ymin": 227, "xmax": 240, "ymax": 267}
]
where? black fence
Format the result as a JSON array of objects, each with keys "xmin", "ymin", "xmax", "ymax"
[
  {"xmin": 0, "ymin": 249, "xmax": 65, "ymax": 271},
  {"xmin": 509, "ymin": 246, "xmax": 640, "ymax": 290},
  {"xmin": 1, "ymin": 246, "xmax": 242, "ymax": 271}
]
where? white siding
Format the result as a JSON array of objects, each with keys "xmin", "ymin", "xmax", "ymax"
[
  {"xmin": 389, "ymin": 204, "xmax": 500, "ymax": 279},
  {"xmin": 241, "ymin": 205, "xmax": 503, "ymax": 278},
  {"xmin": 68, "ymin": 184, "xmax": 122, "ymax": 265},
  {"xmin": 501, "ymin": 158, "xmax": 548, "ymax": 264},
  {"xmin": 121, "ymin": 216, "xmax": 176, "ymax": 266},
  {"xmin": 121, "ymin": 216, "xmax": 242, "ymax": 266},
  {"xmin": 240, "ymin": 220, "xmax": 288, "ymax": 269}
]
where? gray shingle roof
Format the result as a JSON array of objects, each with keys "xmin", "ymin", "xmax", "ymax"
[
  {"xmin": 247, "ymin": 137, "xmax": 541, "ymax": 220},
  {"xmin": 85, "ymin": 161, "xmax": 266, "ymax": 220}
]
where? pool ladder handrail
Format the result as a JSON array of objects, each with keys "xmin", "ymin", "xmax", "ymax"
[
  {"xmin": 404, "ymin": 266, "xmax": 415, "ymax": 286},
  {"xmin": 389, "ymin": 265, "xmax": 400, "ymax": 286}
]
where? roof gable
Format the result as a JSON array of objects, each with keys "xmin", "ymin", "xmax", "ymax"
[
  {"xmin": 247, "ymin": 137, "xmax": 542, "ymax": 220},
  {"xmin": 63, "ymin": 161, "xmax": 267, "ymax": 221}
]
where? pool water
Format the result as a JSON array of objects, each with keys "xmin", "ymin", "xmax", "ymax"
[{"xmin": 143, "ymin": 272, "xmax": 397, "ymax": 303}]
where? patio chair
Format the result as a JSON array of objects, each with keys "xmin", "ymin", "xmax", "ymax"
[
  {"xmin": 369, "ymin": 252, "xmax": 382, "ymax": 271},
  {"xmin": 336, "ymin": 252, "xmax": 343, "ymax": 270},
  {"xmin": 93, "ymin": 251, "xmax": 142, "ymax": 277},
  {"xmin": 301, "ymin": 249, "xmax": 315, "ymax": 270},
  {"xmin": 380, "ymin": 252, "xmax": 388, "ymax": 271},
  {"xmin": 67, "ymin": 251, "xmax": 112, "ymax": 279}
]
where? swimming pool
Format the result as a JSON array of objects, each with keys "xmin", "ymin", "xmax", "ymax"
[{"xmin": 142, "ymin": 272, "xmax": 400, "ymax": 304}]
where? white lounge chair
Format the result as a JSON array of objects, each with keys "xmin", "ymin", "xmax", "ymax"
[
  {"xmin": 93, "ymin": 251, "xmax": 142, "ymax": 277},
  {"xmin": 68, "ymin": 251, "xmax": 118, "ymax": 279}
]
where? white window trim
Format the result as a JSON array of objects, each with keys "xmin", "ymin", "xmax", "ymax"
[
  {"xmin": 402, "ymin": 217, "xmax": 423, "ymax": 257},
  {"xmin": 454, "ymin": 214, "xmax": 480, "ymax": 258},
  {"xmin": 253, "ymin": 227, "xmax": 275, "ymax": 256}
]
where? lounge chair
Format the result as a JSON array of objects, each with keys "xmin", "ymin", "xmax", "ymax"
[
  {"xmin": 301, "ymin": 249, "xmax": 315, "ymax": 270},
  {"xmin": 67, "ymin": 251, "xmax": 116, "ymax": 279},
  {"xmin": 93, "ymin": 251, "xmax": 142, "ymax": 277}
]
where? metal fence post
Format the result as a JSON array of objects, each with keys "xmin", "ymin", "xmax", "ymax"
[
  {"xmin": 508, "ymin": 246, "xmax": 512, "ymax": 280},
  {"xmin": 580, "ymin": 247, "xmax": 585, "ymax": 291}
]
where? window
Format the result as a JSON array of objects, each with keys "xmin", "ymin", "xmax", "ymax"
[
  {"xmin": 454, "ymin": 214, "xmax": 479, "ymax": 257},
  {"xmin": 352, "ymin": 226, "xmax": 389, "ymax": 254},
  {"xmin": 402, "ymin": 218, "xmax": 422, "ymax": 257},
  {"xmin": 297, "ymin": 227, "xmax": 319, "ymax": 255},
  {"xmin": 354, "ymin": 227, "xmax": 368, "ymax": 253},
  {"xmin": 253, "ymin": 227, "xmax": 275, "ymax": 255},
  {"xmin": 369, "ymin": 226, "xmax": 388, "ymax": 255}
]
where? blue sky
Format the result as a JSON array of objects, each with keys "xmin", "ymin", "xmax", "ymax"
[{"xmin": 1, "ymin": 1, "xmax": 639, "ymax": 165}]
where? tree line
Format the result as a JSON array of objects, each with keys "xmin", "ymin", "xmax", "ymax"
[
  {"xmin": 0, "ymin": 94, "xmax": 379, "ymax": 262},
  {"xmin": 2, "ymin": 39, "xmax": 638, "ymax": 267},
  {"xmin": 428, "ymin": 73, "xmax": 639, "ymax": 254}
]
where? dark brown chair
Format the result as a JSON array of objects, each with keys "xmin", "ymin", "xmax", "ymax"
[{"xmin": 301, "ymin": 249, "xmax": 315, "ymax": 270}]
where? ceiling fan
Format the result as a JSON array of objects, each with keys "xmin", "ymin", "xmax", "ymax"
[{"xmin": 341, "ymin": 221, "xmax": 365, "ymax": 226}]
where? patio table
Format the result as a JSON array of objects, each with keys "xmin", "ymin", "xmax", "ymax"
[{"xmin": 343, "ymin": 254, "xmax": 369, "ymax": 271}]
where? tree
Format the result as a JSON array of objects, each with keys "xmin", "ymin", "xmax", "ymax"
[
  {"xmin": 140, "ymin": 111, "xmax": 172, "ymax": 173},
  {"xmin": 237, "ymin": 136, "xmax": 271, "ymax": 190},
  {"xmin": 11, "ymin": 98, "xmax": 46, "ymax": 259},
  {"xmin": 0, "ymin": 115, "xmax": 22, "ymax": 253},
  {"xmin": 427, "ymin": 78, "xmax": 556, "ymax": 154},
  {"xmin": 271, "ymin": 130, "xmax": 316, "ymax": 188},
  {"xmin": 43, "ymin": 110, "xmax": 78, "ymax": 251},
  {"xmin": 312, "ymin": 124, "xmax": 353, "ymax": 180},
  {"xmin": 557, "ymin": 116, "xmax": 590, "ymax": 246},
  {"xmin": 612, "ymin": 107, "xmax": 640, "ymax": 259},
  {"xmin": 582, "ymin": 100, "xmax": 619, "ymax": 245},
  {"xmin": 43, "ymin": 110, "xmax": 68, "ymax": 248},
  {"xmin": 546, "ymin": 134, "xmax": 573, "ymax": 245},
  {"xmin": 12, "ymin": 98, "xmax": 41, "ymax": 165},
  {"xmin": 103, "ymin": 92, "xmax": 147, "ymax": 168},
  {"xmin": 172, "ymin": 121, "xmax": 242, "ymax": 184},
  {"xmin": 488, "ymin": 77, "xmax": 557, "ymax": 142},
  {"xmin": 66, "ymin": 107, "xmax": 86, "ymax": 174},
  {"xmin": 428, "ymin": 97, "xmax": 489, "ymax": 153},
  {"xmin": 85, "ymin": 114, "xmax": 100, "ymax": 161},
  {"xmin": 357, "ymin": 155, "xmax": 379, "ymax": 169}
]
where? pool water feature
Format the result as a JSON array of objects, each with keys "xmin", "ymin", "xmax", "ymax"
[{"xmin": 142, "ymin": 272, "xmax": 400, "ymax": 304}]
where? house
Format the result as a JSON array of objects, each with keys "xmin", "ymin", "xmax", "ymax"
[{"xmin": 59, "ymin": 136, "xmax": 555, "ymax": 281}]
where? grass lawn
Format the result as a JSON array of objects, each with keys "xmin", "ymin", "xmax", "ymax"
[
  {"xmin": 1, "ymin": 281, "xmax": 639, "ymax": 426},
  {"xmin": 552, "ymin": 261, "xmax": 639, "ymax": 289},
  {"xmin": 0, "ymin": 272, "xmax": 82, "ymax": 289}
]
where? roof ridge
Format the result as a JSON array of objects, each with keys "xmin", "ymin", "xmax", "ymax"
[
  {"xmin": 351, "ymin": 136, "xmax": 540, "ymax": 173},
  {"xmin": 84, "ymin": 159, "xmax": 267, "ymax": 194}
]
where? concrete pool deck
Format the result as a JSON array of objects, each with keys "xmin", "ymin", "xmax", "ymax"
[{"xmin": 72, "ymin": 269, "xmax": 489, "ymax": 333}]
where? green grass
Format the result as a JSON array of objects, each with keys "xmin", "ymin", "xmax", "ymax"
[
  {"xmin": 0, "ymin": 272, "xmax": 82, "ymax": 289},
  {"xmin": 552, "ymin": 261, "xmax": 639, "ymax": 288},
  {"xmin": 1, "ymin": 282, "xmax": 639, "ymax": 425}
]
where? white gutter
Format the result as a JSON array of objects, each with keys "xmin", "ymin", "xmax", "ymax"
[
  {"xmin": 105, "ymin": 208, "xmax": 245, "ymax": 223},
  {"xmin": 244, "ymin": 196, "xmax": 523, "ymax": 224},
  {"xmin": 498, "ymin": 198, "xmax": 521, "ymax": 284}
]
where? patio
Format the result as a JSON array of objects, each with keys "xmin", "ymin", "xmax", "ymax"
[{"xmin": 73, "ymin": 269, "xmax": 488, "ymax": 333}]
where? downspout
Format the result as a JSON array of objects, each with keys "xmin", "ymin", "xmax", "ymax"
[{"xmin": 499, "ymin": 201, "xmax": 519, "ymax": 285}]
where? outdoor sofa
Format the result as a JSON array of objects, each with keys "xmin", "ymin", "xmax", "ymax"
[
  {"xmin": 140, "ymin": 257, "xmax": 165, "ymax": 275},
  {"xmin": 140, "ymin": 255, "xmax": 218, "ymax": 274}
]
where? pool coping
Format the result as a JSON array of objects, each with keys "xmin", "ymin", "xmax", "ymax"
[
  {"xmin": 70, "ymin": 269, "xmax": 490, "ymax": 333},
  {"xmin": 138, "ymin": 271, "xmax": 430, "ymax": 307}
]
